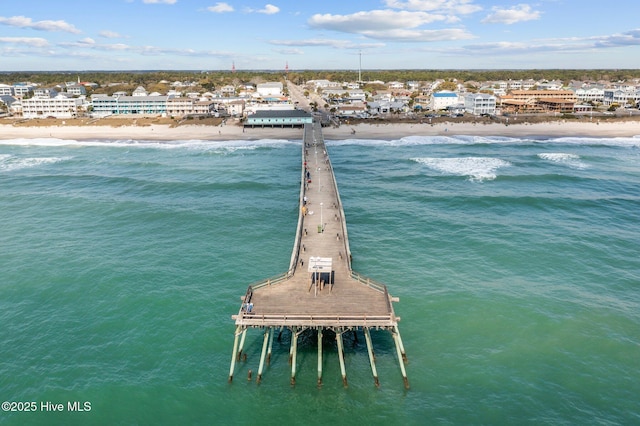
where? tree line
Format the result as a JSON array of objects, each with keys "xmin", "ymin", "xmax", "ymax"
[{"xmin": 2, "ymin": 69, "xmax": 640, "ymax": 91}]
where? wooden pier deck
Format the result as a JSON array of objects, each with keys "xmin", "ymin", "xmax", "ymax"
[{"xmin": 229, "ymin": 121, "xmax": 408, "ymax": 387}]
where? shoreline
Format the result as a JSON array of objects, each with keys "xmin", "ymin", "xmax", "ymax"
[{"xmin": 2, "ymin": 120, "xmax": 640, "ymax": 142}]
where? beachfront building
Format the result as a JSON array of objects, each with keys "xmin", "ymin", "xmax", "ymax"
[
  {"xmin": 603, "ymin": 89, "xmax": 640, "ymax": 107},
  {"xmin": 194, "ymin": 100, "xmax": 216, "ymax": 115},
  {"xmin": 244, "ymin": 109, "xmax": 312, "ymax": 128},
  {"xmin": 335, "ymin": 104, "xmax": 367, "ymax": 117},
  {"xmin": 499, "ymin": 90, "xmax": 577, "ymax": 113},
  {"xmin": 91, "ymin": 95, "xmax": 169, "ymax": 117},
  {"xmin": 166, "ymin": 97, "xmax": 195, "ymax": 116},
  {"xmin": 21, "ymin": 95, "xmax": 82, "ymax": 118},
  {"xmin": 464, "ymin": 93, "xmax": 497, "ymax": 115},
  {"xmin": 166, "ymin": 97, "xmax": 216, "ymax": 116},
  {"xmin": 368, "ymin": 100, "xmax": 406, "ymax": 115},
  {"xmin": 223, "ymin": 100, "xmax": 245, "ymax": 117},
  {"xmin": 431, "ymin": 91, "xmax": 460, "ymax": 111},
  {"xmin": 574, "ymin": 87, "xmax": 605, "ymax": 103},
  {"xmin": 509, "ymin": 90, "xmax": 577, "ymax": 103},
  {"xmin": 413, "ymin": 95, "xmax": 431, "ymax": 110}
]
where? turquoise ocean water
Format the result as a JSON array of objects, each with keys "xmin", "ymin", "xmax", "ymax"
[{"xmin": 1, "ymin": 134, "xmax": 639, "ymax": 425}]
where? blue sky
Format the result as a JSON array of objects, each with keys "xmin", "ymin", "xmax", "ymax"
[{"xmin": 1, "ymin": 0, "xmax": 639, "ymax": 71}]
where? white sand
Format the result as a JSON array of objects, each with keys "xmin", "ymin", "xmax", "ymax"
[{"xmin": 2, "ymin": 119, "xmax": 640, "ymax": 142}]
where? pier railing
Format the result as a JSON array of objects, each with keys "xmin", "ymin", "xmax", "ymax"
[
  {"xmin": 287, "ymin": 125, "xmax": 310, "ymax": 274},
  {"xmin": 232, "ymin": 312, "xmax": 395, "ymax": 328},
  {"xmin": 246, "ymin": 272, "xmax": 290, "ymax": 292}
]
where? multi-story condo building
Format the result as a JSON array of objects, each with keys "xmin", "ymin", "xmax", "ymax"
[
  {"xmin": 166, "ymin": 97, "xmax": 195, "ymax": 116},
  {"xmin": 12, "ymin": 83, "xmax": 34, "ymax": 97},
  {"xmin": 464, "ymin": 93, "xmax": 497, "ymax": 115},
  {"xmin": 507, "ymin": 90, "xmax": 577, "ymax": 102},
  {"xmin": 603, "ymin": 89, "xmax": 640, "ymax": 106},
  {"xmin": 165, "ymin": 97, "xmax": 216, "ymax": 116},
  {"xmin": 431, "ymin": 91, "xmax": 460, "ymax": 110},
  {"xmin": 91, "ymin": 95, "xmax": 169, "ymax": 116},
  {"xmin": 574, "ymin": 87, "xmax": 605, "ymax": 102},
  {"xmin": 21, "ymin": 96, "xmax": 82, "ymax": 118},
  {"xmin": 500, "ymin": 90, "xmax": 577, "ymax": 113},
  {"xmin": 193, "ymin": 100, "xmax": 216, "ymax": 115},
  {"xmin": 0, "ymin": 84, "xmax": 13, "ymax": 96},
  {"xmin": 256, "ymin": 82, "xmax": 283, "ymax": 97},
  {"xmin": 33, "ymin": 88, "xmax": 59, "ymax": 98}
]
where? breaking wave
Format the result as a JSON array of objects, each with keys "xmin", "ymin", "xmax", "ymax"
[{"xmin": 411, "ymin": 156, "xmax": 512, "ymax": 182}]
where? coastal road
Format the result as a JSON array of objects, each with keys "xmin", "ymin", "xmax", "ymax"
[{"xmin": 287, "ymin": 81, "xmax": 332, "ymax": 124}]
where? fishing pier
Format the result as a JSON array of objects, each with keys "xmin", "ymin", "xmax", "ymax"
[{"xmin": 229, "ymin": 120, "xmax": 408, "ymax": 388}]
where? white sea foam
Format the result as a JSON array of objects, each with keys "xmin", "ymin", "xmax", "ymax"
[
  {"xmin": 328, "ymin": 135, "xmax": 640, "ymax": 147},
  {"xmin": 0, "ymin": 138, "xmax": 300, "ymax": 151},
  {"xmin": 328, "ymin": 135, "xmax": 518, "ymax": 147},
  {"xmin": 412, "ymin": 157, "xmax": 512, "ymax": 182},
  {"xmin": 538, "ymin": 153, "xmax": 589, "ymax": 169},
  {"xmin": 0, "ymin": 155, "xmax": 71, "ymax": 172}
]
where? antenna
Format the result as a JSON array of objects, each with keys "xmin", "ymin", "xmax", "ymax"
[
  {"xmin": 232, "ymin": 62, "xmax": 236, "ymax": 73},
  {"xmin": 358, "ymin": 51, "xmax": 362, "ymax": 83}
]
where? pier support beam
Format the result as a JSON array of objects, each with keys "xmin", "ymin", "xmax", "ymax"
[
  {"xmin": 288, "ymin": 327, "xmax": 295, "ymax": 365},
  {"xmin": 228, "ymin": 325, "xmax": 243, "ymax": 382},
  {"xmin": 257, "ymin": 327, "xmax": 271, "ymax": 384},
  {"xmin": 291, "ymin": 327, "xmax": 298, "ymax": 386},
  {"xmin": 237, "ymin": 327, "xmax": 248, "ymax": 361},
  {"xmin": 394, "ymin": 325, "xmax": 407, "ymax": 363},
  {"xmin": 363, "ymin": 327, "xmax": 379, "ymax": 387},
  {"xmin": 336, "ymin": 329, "xmax": 348, "ymax": 387},
  {"xmin": 267, "ymin": 325, "xmax": 276, "ymax": 365},
  {"xmin": 392, "ymin": 330, "xmax": 409, "ymax": 389},
  {"xmin": 317, "ymin": 328, "xmax": 323, "ymax": 387}
]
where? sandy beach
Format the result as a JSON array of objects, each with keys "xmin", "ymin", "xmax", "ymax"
[{"xmin": 2, "ymin": 119, "xmax": 640, "ymax": 141}]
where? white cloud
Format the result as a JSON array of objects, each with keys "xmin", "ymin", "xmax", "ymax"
[
  {"xmin": 307, "ymin": 10, "xmax": 474, "ymax": 42},
  {"xmin": 384, "ymin": 0, "xmax": 482, "ymax": 15},
  {"xmin": 247, "ymin": 4, "xmax": 280, "ymax": 15},
  {"xmin": 99, "ymin": 30, "xmax": 124, "ymax": 39},
  {"xmin": 0, "ymin": 15, "xmax": 81, "ymax": 33},
  {"xmin": 0, "ymin": 36, "xmax": 49, "ymax": 47},
  {"xmin": 592, "ymin": 28, "xmax": 640, "ymax": 47},
  {"xmin": 273, "ymin": 48, "xmax": 304, "ymax": 55},
  {"xmin": 207, "ymin": 3, "xmax": 234, "ymax": 13},
  {"xmin": 451, "ymin": 29, "xmax": 640, "ymax": 56},
  {"xmin": 56, "ymin": 38, "xmax": 236, "ymax": 59},
  {"xmin": 142, "ymin": 0, "xmax": 177, "ymax": 4},
  {"xmin": 269, "ymin": 38, "xmax": 385, "ymax": 49},
  {"xmin": 365, "ymin": 28, "xmax": 473, "ymax": 42},
  {"xmin": 482, "ymin": 4, "xmax": 541, "ymax": 25},
  {"xmin": 309, "ymin": 10, "xmax": 447, "ymax": 32}
]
